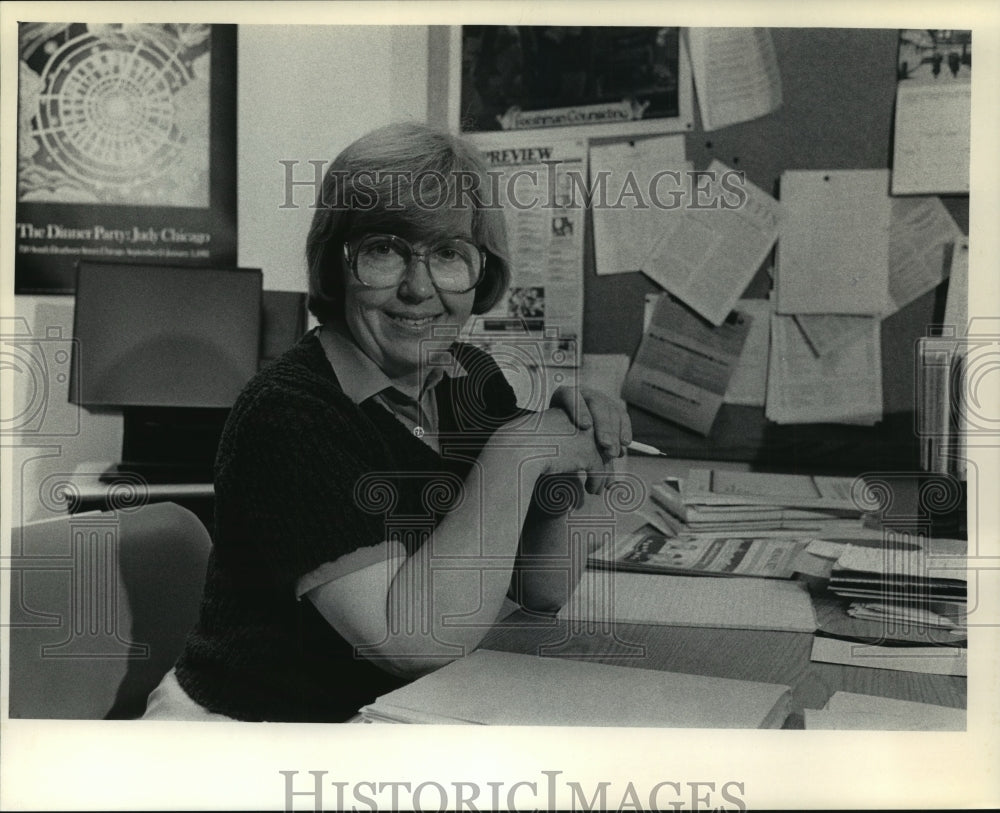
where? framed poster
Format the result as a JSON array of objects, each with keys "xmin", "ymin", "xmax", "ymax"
[
  {"xmin": 15, "ymin": 22, "xmax": 237, "ymax": 293},
  {"xmin": 450, "ymin": 25, "xmax": 694, "ymax": 139}
]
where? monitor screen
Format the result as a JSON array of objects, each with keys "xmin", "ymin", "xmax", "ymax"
[{"xmin": 71, "ymin": 262, "xmax": 262, "ymax": 408}]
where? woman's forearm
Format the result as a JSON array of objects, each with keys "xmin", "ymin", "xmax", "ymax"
[
  {"xmin": 374, "ymin": 439, "xmax": 548, "ymax": 676},
  {"xmin": 512, "ymin": 475, "xmax": 601, "ymax": 614}
]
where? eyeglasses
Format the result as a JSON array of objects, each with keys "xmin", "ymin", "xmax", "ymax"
[{"xmin": 343, "ymin": 233, "xmax": 487, "ymax": 293}]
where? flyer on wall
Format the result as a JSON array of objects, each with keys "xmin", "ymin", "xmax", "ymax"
[{"xmin": 463, "ymin": 134, "xmax": 587, "ymax": 375}]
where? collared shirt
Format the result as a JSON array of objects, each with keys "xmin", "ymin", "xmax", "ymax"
[{"xmin": 317, "ymin": 324, "xmax": 467, "ymax": 453}]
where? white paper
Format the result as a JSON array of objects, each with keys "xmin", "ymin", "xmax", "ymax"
[
  {"xmin": 558, "ymin": 570, "xmax": 817, "ymax": 632},
  {"xmin": 836, "ymin": 542, "xmax": 967, "ymax": 583},
  {"xmin": 766, "ymin": 314, "xmax": 882, "ymax": 425},
  {"xmin": 776, "ymin": 169, "xmax": 891, "ymax": 316},
  {"xmin": 891, "ymin": 81, "xmax": 971, "ymax": 195},
  {"xmin": 687, "ymin": 28, "xmax": 783, "ymax": 132},
  {"xmin": 589, "ymin": 136, "xmax": 688, "ymax": 276},
  {"xmin": 643, "ymin": 160, "xmax": 782, "ymax": 326},
  {"xmin": 644, "ymin": 296, "xmax": 771, "ymax": 404},
  {"xmin": 810, "ymin": 636, "xmax": 967, "ymax": 677},
  {"xmin": 805, "ymin": 539, "xmax": 849, "ymax": 560},
  {"xmin": 888, "ymin": 196, "xmax": 963, "ymax": 313},
  {"xmin": 793, "ymin": 314, "xmax": 872, "ymax": 358},
  {"xmin": 724, "ymin": 298, "xmax": 771, "ymax": 405},
  {"xmin": 467, "ymin": 137, "xmax": 587, "ymax": 366},
  {"xmin": 806, "ymin": 690, "xmax": 965, "ymax": 730},
  {"xmin": 622, "ymin": 295, "xmax": 752, "ymax": 435}
]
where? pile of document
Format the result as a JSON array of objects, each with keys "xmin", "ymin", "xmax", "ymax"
[
  {"xmin": 828, "ymin": 541, "xmax": 967, "ymax": 635},
  {"xmin": 648, "ymin": 468, "xmax": 872, "ymax": 536},
  {"xmin": 361, "ymin": 649, "xmax": 794, "ymax": 728}
]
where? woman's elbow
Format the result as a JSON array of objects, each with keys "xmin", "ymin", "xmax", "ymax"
[{"xmin": 359, "ymin": 646, "xmax": 461, "ymax": 681}]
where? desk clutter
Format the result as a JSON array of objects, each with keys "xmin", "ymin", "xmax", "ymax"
[{"xmin": 356, "ymin": 463, "xmax": 966, "ymax": 729}]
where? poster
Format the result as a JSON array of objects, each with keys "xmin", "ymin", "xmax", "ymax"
[
  {"xmin": 457, "ymin": 26, "xmax": 694, "ymax": 138},
  {"xmin": 15, "ymin": 22, "xmax": 237, "ymax": 293}
]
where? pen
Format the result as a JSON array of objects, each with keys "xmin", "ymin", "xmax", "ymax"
[{"xmin": 626, "ymin": 440, "xmax": 668, "ymax": 457}]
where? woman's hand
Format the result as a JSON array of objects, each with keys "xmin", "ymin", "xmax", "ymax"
[
  {"xmin": 547, "ymin": 387, "xmax": 632, "ymax": 494},
  {"xmin": 549, "ymin": 385, "xmax": 633, "ymax": 464}
]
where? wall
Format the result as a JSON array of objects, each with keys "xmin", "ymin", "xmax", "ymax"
[
  {"xmin": 11, "ymin": 26, "xmax": 429, "ymax": 524},
  {"xmin": 237, "ymin": 25, "xmax": 428, "ymax": 290}
]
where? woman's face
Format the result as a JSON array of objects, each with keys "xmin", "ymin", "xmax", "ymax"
[{"xmin": 343, "ymin": 208, "xmax": 478, "ymax": 383}]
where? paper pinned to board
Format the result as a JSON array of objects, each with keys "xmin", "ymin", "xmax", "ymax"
[
  {"xmin": 723, "ymin": 297, "xmax": 771, "ymax": 406},
  {"xmin": 645, "ymin": 294, "xmax": 772, "ymax": 407},
  {"xmin": 766, "ymin": 314, "xmax": 882, "ymax": 425},
  {"xmin": 590, "ymin": 136, "xmax": 689, "ymax": 276},
  {"xmin": 793, "ymin": 314, "xmax": 873, "ymax": 358},
  {"xmin": 558, "ymin": 569, "xmax": 817, "ymax": 632},
  {"xmin": 687, "ymin": 28, "xmax": 783, "ymax": 132},
  {"xmin": 622, "ymin": 295, "xmax": 752, "ymax": 435},
  {"xmin": 887, "ymin": 196, "xmax": 963, "ymax": 313},
  {"xmin": 642, "ymin": 159, "xmax": 781, "ymax": 326},
  {"xmin": 775, "ymin": 169, "xmax": 892, "ymax": 316},
  {"xmin": 892, "ymin": 82, "xmax": 971, "ymax": 195}
]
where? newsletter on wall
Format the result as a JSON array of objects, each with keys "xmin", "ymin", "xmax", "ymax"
[{"xmin": 465, "ymin": 136, "xmax": 587, "ymax": 368}]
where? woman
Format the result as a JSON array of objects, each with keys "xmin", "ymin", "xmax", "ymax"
[{"xmin": 144, "ymin": 122, "xmax": 632, "ymax": 722}]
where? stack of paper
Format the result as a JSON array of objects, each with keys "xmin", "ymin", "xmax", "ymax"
[
  {"xmin": 362, "ymin": 649, "xmax": 794, "ymax": 728},
  {"xmin": 805, "ymin": 691, "xmax": 964, "ymax": 730},
  {"xmin": 649, "ymin": 469, "xmax": 872, "ymax": 535},
  {"xmin": 829, "ymin": 542, "xmax": 967, "ymax": 609}
]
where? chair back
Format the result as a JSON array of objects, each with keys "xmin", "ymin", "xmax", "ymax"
[{"xmin": 8, "ymin": 502, "xmax": 211, "ymax": 719}]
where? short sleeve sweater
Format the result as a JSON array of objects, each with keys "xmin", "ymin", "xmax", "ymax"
[{"xmin": 174, "ymin": 330, "xmax": 522, "ymax": 722}]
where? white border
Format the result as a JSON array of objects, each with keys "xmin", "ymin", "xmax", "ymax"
[{"xmin": 2, "ymin": 2, "xmax": 998, "ymax": 811}]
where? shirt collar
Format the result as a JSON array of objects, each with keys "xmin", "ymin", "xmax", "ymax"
[{"xmin": 317, "ymin": 324, "xmax": 467, "ymax": 404}]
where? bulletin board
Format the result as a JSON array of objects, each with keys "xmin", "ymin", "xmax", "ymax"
[
  {"xmin": 577, "ymin": 28, "xmax": 967, "ymax": 473},
  {"xmin": 433, "ymin": 27, "xmax": 969, "ymax": 474}
]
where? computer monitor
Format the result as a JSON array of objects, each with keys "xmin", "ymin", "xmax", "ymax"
[
  {"xmin": 71, "ymin": 262, "xmax": 262, "ymax": 408},
  {"xmin": 71, "ymin": 261, "xmax": 263, "ymax": 481}
]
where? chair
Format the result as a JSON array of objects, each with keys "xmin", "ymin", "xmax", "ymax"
[{"xmin": 7, "ymin": 502, "xmax": 211, "ymax": 719}]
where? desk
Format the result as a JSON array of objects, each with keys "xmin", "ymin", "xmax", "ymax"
[{"xmin": 483, "ymin": 454, "xmax": 966, "ymax": 728}]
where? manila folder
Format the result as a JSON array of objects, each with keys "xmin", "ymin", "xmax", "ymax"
[{"xmin": 362, "ymin": 649, "xmax": 792, "ymax": 728}]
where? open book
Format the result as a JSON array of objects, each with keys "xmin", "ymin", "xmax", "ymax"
[{"xmin": 361, "ymin": 650, "xmax": 792, "ymax": 728}]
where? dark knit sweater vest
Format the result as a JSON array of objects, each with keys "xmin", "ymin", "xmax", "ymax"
[{"xmin": 174, "ymin": 331, "xmax": 521, "ymax": 721}]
